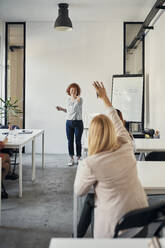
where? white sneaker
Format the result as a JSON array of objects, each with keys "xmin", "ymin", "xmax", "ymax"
[
  {"xmin": 74, "ymin": 156, "xmax": 81, "ymax": 165},
  {"xmin": 68, "ymin": 157, "xmax": 74, "ymax": 167},
  {"xmin": 74, "ymin": 157, "xmax": 78, "ymax": 165}
]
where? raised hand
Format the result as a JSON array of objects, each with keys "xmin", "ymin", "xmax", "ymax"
[
  {"xmin": 92, "ymin": 81, "xmax": 107, "ymax": 99},
  {"xmin": 92, "ymin": 81, "xmax": 112, "ymax": 107}
]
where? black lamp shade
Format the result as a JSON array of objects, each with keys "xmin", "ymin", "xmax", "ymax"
[{"xmin": 54, "ymin": 3, "xmax": 73, "ymax": 31}]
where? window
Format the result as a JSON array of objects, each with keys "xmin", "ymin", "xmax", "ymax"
[
  {"xmin": 5, "ymin": 22, "xmax": 25, "ymax": 128},
  {"xmin": 123, "ymin": 22, "xmax": 144, "ymax": 75}
]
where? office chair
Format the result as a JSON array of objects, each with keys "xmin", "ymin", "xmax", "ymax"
[
  {"xmin": 114, "ymin": 202, "xmax": 165, "ymax": 238},
  {"xmin": 145, "ymin": 152, "xmax": 165, "ymax": 161}
]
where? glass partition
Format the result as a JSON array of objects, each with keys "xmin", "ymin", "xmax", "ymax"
[
  {"xmin": 124, "ymin": 22, "xmax": 144, "ymax": 75},
  {"xmin": 5, "ymin": 23, "xmax": 25, "ymax": 128}
]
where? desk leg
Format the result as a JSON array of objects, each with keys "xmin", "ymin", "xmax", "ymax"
[
  {"xmin": 42, "ymin": 132, "xmax": 45, "ymax": 169},
  {"xmin": 19, "ymin": 147, "xmax": 23, "ymax": 198},
  {"xmin": 139, "ymin": 153, "xmax": 145, "ymax": 161},
  {"xmin": 73, "ymin": 193, "xmax": 78, "ymax": 238},
  {"xmin": 82, "ymin": 148, "xmax": 88, "ymax": 159},
  {"xmin": 32, "ymin": 139, "xmax": 36, "ymax": 181},
  {"xmin": 82, "ymin": 148, "xmax": 85, "ymax": 159}
]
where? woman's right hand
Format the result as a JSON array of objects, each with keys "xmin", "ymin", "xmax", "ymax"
[
  {"xmin": 56, "ymin": 106, "xmax": 67, "ymax": 113},
  {"xmin": 56, "ymin": 106, "xmax": 62, "ymax": 111}
]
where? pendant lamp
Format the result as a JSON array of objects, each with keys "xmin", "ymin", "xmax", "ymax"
[{"xmin": 54, "ymin": 3, "xmax": 73, "ymax": 31}]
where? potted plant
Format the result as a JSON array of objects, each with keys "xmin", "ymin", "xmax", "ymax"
[{"xmin": 0, "ymin": 97, "xmax": 23, "ymax": 128}]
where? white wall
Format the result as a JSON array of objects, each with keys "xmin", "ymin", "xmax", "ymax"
[
  {"xmin": 26, "ymin": 21, "xmax": 123, "ymax": 153},
  {"xmin": 145, "ymin": 13, "xmax": 165, "ymax": 138}
]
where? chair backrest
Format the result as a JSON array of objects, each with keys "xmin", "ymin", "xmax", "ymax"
[
  {"xmin": 0, "ymin": 125, "xmax": 8, "ymax": 129},
  {"xmin": 0, "ymin": 124, "xmax": 20, "ymax": 129},
  {"xmin": 114, "ymin": 202, "xmax": 165, "ymax": 238},
  {"xmin": 145, "ymin": 152, "xmax": 165, "ymax": 161},
  {"xmin": 11, "ymin": 125, "xmax": 20, "ymax": 130}
]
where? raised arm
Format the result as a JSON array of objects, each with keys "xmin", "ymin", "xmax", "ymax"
[
  {"xmin": 56, "ymin": 106, "xmax": 67, "ymax": 113},
  {"xmin": 92, "ymin": 81, "xmax": 132, "ymax": 142}
]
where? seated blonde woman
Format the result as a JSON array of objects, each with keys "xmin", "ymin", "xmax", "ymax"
[{"xmin": 74, "ymin": 82, "xmax": 148, "ymax": 238}]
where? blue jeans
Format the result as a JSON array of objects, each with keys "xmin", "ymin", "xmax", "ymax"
[{"xmin": 66, "ymin": 120, "xmax": 83, "ymax": 157}]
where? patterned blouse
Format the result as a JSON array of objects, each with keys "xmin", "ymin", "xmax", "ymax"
[{"xmin": 66, "ymin": 97, "xmax": 83, "ymax": 120}]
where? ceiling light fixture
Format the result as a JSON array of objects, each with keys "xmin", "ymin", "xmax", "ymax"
[{"xmin": 54, "ymin": 3, "xmax": 73, "ymax": 31}]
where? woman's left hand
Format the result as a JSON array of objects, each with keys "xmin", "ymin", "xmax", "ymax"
[
  {"xmin": 92, "ymin": 81, "xmax": 107, "ymax": 99},
  {"xmin": 93, "ymin": 81, "xmax": 112, "ymax": 107},
  {"xmin": 77, "ymin": 96, "xmax": 81, "ymax": 102}
]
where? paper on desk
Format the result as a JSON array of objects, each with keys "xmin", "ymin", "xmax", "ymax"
[{"xmin": 18, "ymin": 130, "xmax": 33, "ymax": 134}]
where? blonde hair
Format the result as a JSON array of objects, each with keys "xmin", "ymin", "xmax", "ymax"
[{"xmin": 88, "ymin": 114, "xmax": 120, "ymax": 156}]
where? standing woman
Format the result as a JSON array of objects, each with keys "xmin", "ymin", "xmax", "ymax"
[{"xmin": 56, "ymin": 83, "xmax": 83, "ymax": 166}]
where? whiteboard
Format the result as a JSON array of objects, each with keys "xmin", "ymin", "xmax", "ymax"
[{"xmin": 111, "ymin": 75, "xmax": 143, "ymax": 122}]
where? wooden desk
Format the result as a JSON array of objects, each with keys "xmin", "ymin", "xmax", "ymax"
[
  {"xmin": 49, "ymin": 238, "xmax": 165, "ymax": 248},
  {"xmin": 135, "ymin": 138, "xmax": 165, "ymax": 161},
  {"xmin": 0, "ymin": 129, "xmax": 45, "ymax": 197}
]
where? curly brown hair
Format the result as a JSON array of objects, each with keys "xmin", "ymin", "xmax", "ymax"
[{"xmin": 66, "ymin": 83, "xmax": 81, "ymax": 96}]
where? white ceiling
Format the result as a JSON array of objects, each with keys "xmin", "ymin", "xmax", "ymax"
[{"xmin": 0, "ymin": 0, "xmax": 156, "ymax": 22}]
